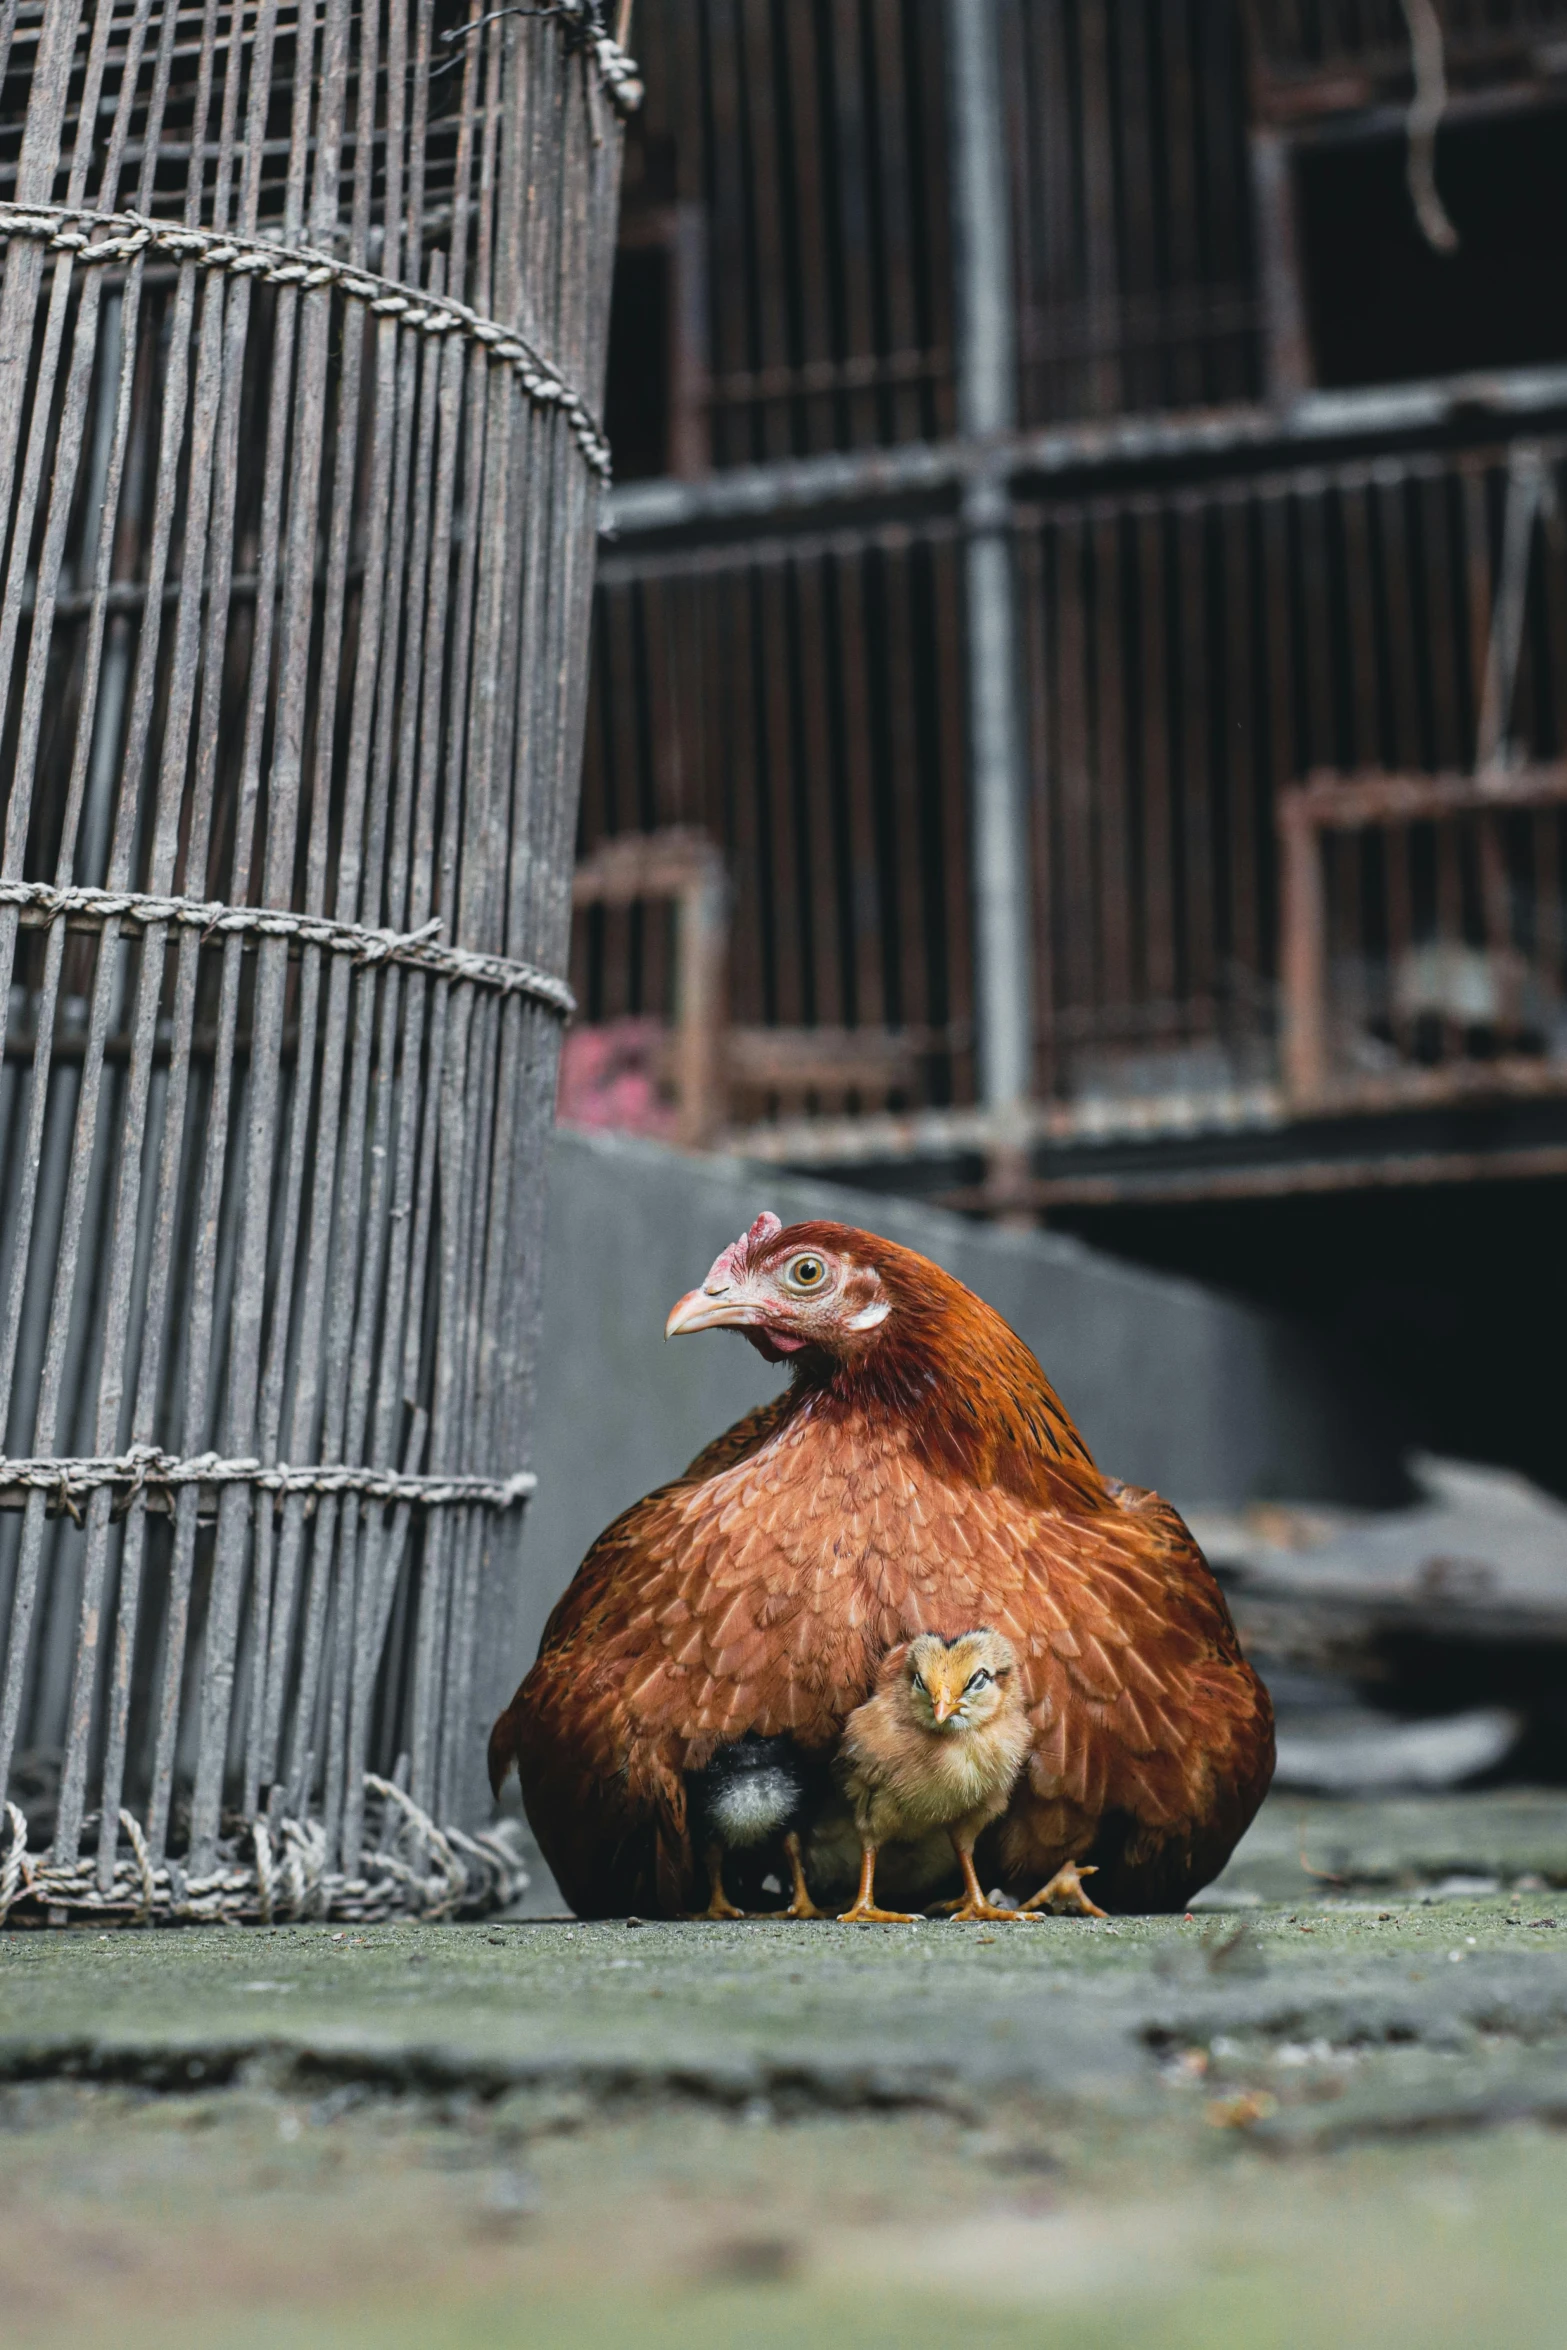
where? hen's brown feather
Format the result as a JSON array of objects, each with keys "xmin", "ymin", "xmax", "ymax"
[{"xmin": 495, "ymin": 1227, "xmax": 1273, "ymax": 1916}]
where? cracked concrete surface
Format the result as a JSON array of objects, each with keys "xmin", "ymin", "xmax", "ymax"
[{"xmin": 1, "ymin": 1791, "xmax": 1565, "ymax": 2348}]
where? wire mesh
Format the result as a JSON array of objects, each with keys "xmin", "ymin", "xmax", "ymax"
[{"xmin": 0, "ymin": 1, "xmax": 629, "ymax": 1922}]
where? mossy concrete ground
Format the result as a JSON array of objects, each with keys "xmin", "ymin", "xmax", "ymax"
[{"xmin": 2, "ymin": 1789, "xmax": 1565, "ymax": 2348}]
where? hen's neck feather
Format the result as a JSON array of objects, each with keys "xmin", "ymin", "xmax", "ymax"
[{"xmin": 778, "ymin": 1240, "xmax": 1103, "ymax": 1512}]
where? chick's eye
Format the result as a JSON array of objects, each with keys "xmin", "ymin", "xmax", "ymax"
[
  {"xmin": 964, "ymin": 1669, "xmax": 992, "ymax": 1693},
  {"xmin": 911, "ymin": 1673, "xmax": 927, "ymax": 1695},
  {"xmin": 785, "ymin": 1254, "xmax": 827, "ymax": 1290}
]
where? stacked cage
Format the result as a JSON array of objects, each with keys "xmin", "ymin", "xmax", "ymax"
[{"xmin": 0, "ymin": 2, "xmax": 630, "ymax": 1924}]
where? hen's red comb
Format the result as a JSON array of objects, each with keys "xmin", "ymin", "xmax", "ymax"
[{"xmin": 702, "ymin": 1209, "xmax": 782, "ymax": 1291}]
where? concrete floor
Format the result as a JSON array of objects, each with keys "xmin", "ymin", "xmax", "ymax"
[{"xmin": 2, "ymin": 1790, "xmax": 1565, "ymax": 2348}]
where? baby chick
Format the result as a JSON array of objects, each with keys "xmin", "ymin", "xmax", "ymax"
[
  {"xmin": 685, "ymin": 1733, "xmax": 825, "ymax": 1919},
  {"xmin": 834, "ymin": 1629, "xmax": 1031, "ymax": 1923}
]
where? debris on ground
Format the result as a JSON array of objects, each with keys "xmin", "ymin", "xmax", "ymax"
[{"xmin": 1188, "ymin": 1456, "xmax": 1567, "ymax": 1787}]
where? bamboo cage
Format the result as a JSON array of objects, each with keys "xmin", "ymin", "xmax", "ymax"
[{"xmin": 0, "ymin": 2, "xmax": 631, "ymax": 1925}]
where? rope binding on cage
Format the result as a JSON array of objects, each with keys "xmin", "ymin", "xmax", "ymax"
[
  {"xmin": 0, "ymin": 202, "xmax": 615, "ymax": 480},
  {"xmin": 0, "ymin": 1781, "xmax": 529, "ymax": 1927},
  {"xmin": 0, "ymin": 878, "xmax": 576, "ymax": 1018},
  {"xmin": 0, "ymin": 1444, "xmax": 537, "ymax": 1525},
  {"xmin": 435, "ymin": 0, "xmax": 643, "ymax": 112}
]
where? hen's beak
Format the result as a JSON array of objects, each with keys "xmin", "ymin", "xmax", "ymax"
[{"xmin": 665, "ymin": 1286, "xmax": 752, "ymax": 1339}]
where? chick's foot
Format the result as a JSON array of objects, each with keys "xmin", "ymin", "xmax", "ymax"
[
  {"xmin": 1020, "ymin": 1861, "xmax": 1107, "ymax": 1918},
  {"xmin": 839, "ymin": 1846, "xmax": 916, "ymax": 1922},
  {"xmin": 941, "ymin": 1848, "xmax": 1025, "ymax": 1921},
  {"xmin": 692, "ymin": 1848, "xmax": 747, "ymax": 1920},
  {"xmin": 783, "ymin": 1831, "xmax": 828, "ymax": 1920},
  {"xmin": 688, "ymin": 1892, "xmax": 748, "ymax": 1920}
]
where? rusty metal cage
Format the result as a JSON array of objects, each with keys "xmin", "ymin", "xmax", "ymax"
[
  {"xmin": 577, "ymin": 2, "xmax": 1567, "ymax": 1198},
  {"xmin": 0, "ymin": 3, "xmax": 630, "ymax": 1924}
]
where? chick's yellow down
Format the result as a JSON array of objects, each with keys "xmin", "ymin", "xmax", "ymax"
[{"xmin": 834, "ymin": 1630, "xmax": 1037, "ymax": 1923}]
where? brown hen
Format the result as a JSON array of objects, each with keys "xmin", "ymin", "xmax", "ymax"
[{"xmin": 490, "ymin": 1213, "xmax": 1275, "ymax": 1917}]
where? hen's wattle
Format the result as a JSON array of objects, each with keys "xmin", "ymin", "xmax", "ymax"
[{"xmin": 489, "ymin": 1220, "xmax": 1274, "ymax": 1917}]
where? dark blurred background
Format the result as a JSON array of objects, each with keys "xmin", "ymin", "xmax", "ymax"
[{"xmin": 562, "ymin": 0, "xmax": 1567, "ymax": 1519}]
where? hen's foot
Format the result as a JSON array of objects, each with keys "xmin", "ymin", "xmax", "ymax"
[
  {"xmin": 1020, "ymin": 1862, "xmax": 1107, "ymax": 1919},
  {"xmin": 785, "ymin": 1892, "xmax": 828, "ymax": 1920}
]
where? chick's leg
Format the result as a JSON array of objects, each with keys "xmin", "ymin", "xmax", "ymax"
[
  {"xmin": 783, "ymin": 1830, "xmax": 826, "ymax": 1920},
  {"xmin": 695, "ymin": 1843, "xmax": 746, "ymax": 1921},
  {"xmin": 1020, "ymin": 1860, "xmax": 1107, "ymax": 1918},
  {"xmin": 943, "ymin": 1838, "xmax": 1025, "ymax": 1923},
  {"xmin": 837, "ymin": 1844, "xmax": 916, "ymax": 1925}
]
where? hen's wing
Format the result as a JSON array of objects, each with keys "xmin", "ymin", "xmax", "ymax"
[
  {"xmin": 990, "ymin": 1481, "xmax": 1274, "ymax": 1909},
  {"xmin": 494, "ymin": 1390, "xmax": 807, "ymax": 1915},
  {"xmin": 498, "ymin": 1489, "xmax": 693, "ymax": 1914},
  {"xmin": 781, "ymin": 1456, "xmax": 1269, "ymax": 1906},
  {"xmin": 502, "ymin": 1387, "xmax": 795, "ymax": 1746}
]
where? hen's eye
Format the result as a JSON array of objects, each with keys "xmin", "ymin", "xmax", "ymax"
[
  {"xmin": 963, "ymin": 1668, "xmax": 992, "ymax": 1693},
  {"xmin": 785, "ymin": 1254, "xmax": 827, "ymax": 1290}
]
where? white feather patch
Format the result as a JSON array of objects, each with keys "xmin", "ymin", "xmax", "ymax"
[
  {"xmin": 846, "ymin": 1299, "xmax": 891, "ymax": 1331},
  {"xmin": 710, "ymin": 1770, "xmax": 798, "ymax": 1846}
]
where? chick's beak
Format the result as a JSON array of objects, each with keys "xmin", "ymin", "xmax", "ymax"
[
  {"xmin": 665, "ymin": 1285, "xmax": 751, "ymax": 1339},
  {"xmin": 930, "ymin": 1690, "xmax": 956, "ymax": 1726}
]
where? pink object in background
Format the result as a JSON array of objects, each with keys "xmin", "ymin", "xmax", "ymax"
[{"xmin": 556, "ymin": 1018, "xmax": 679, "ymax": 1139}]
